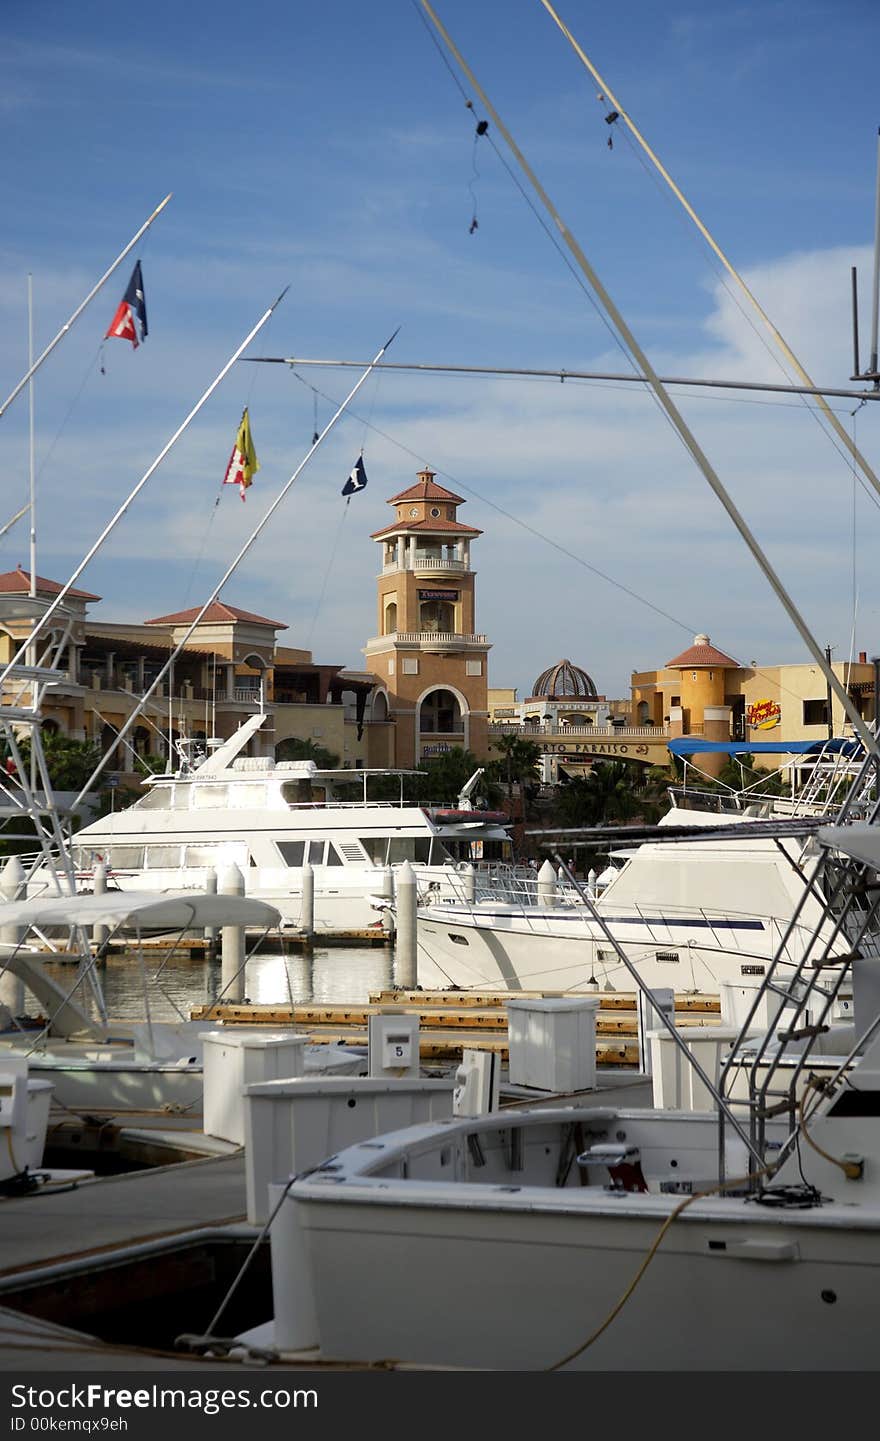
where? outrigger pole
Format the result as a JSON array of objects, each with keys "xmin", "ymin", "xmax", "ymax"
[
  {"xmin": 539, "ymin": 2, "xmax": 880, "ymax": 500},
  {"xmin": 0, "ymin": 288, "xmax": 289, "ymax": 696},
  {"xmin": 419, "ymin": 1, "xmax": 878, "ymax": 754},
  {"xmin": 71, "ymin": 326, "xmax": 400, "ymax": 810},
  {"xmin": 0, "ymin": 193, "xmax": 173, "ymax": 422},
  {"xmin": 244, "ymin": 355, "xmax": 880, "ymax": 403}
]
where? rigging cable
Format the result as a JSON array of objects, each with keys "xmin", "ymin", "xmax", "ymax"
[
  {"xmin": 418, "ymin": 0, "xmax": 880, "ymax": 525},
  {"xmin": 286, "ymin": 371, "xmax": 697, "ymax": 635},
  {"xmin": 611, "ymin": 119, "xmax": 880, "ymax": 517}
]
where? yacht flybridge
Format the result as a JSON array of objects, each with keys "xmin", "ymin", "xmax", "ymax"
[{"xmin": 63, "ymin": 716, "xmax": 513, "ymax": 930}]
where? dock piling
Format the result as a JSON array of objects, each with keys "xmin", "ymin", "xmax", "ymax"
[
  {"xmin": 91, "ymin": 859, "xmax": 109, "ymax": 953},
  {"xmin": 300, "ymin": 861, "xmax": 314, "ymax": 941},
  {"xmin": 219, "ymin": 863, "xmax": 246, "ymax": 1002},
  {"xmin": 0, "ymin": 855, "xmax": 25, "ymax": 1016},
  {"xmin": 394, "ymin": 860, "xmax": 417, "ymax": 988}
]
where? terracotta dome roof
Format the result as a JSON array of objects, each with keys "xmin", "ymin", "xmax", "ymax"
[
  {"xmin": 666, "ymin": 633, "xmax": 739, "ymax": 669},
  {"xmin": 531, "ymin": 658, "xmax": 598, "ymax": 699}
]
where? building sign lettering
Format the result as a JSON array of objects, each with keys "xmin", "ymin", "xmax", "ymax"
[
  {"xmin": 422, "ymin": 744, "xmax": 451, "ymax": 756},
  {"xmin": 418, "ymin": 589, "xmax": 459, "ymax": 601},
  {"xmin": 546, "ymin": 743, "xmax": 650, "ymax": 757},
  {"xmin": 746, "ymin": 699, "xmax": 781, "ymax": 731}
]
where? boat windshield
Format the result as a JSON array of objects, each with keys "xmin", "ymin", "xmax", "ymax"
[{"xmin": 131, "ymin": 786, "xmax": 173, "ymax": 810}]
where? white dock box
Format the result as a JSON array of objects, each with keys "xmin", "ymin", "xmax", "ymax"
[
  {"xmin": 506, "ymin": 996, "xmax": 599, "ymax": 1092},
  {"xmin": 201, "ymin": 1030, "xmax": 308, "ymax": 1144}
]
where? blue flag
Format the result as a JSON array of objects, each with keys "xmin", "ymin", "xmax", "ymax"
[{"xmin": 342, "ymin": 456, "xmax": 368, "ymax": 498}]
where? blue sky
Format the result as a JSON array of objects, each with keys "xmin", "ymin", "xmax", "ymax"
[{"xmin": 2, "ymin": 0, "xmax": 880, "ymax": 700}]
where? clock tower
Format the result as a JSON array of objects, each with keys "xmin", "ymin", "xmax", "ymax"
[{"xmin": 363, "ymin": 469, "xmax": 490, "ymax": 763}]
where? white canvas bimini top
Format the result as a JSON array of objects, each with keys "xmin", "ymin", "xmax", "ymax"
[{"xmin": 0, "ymin": 890, "xmax": 281, "ymax": 932}]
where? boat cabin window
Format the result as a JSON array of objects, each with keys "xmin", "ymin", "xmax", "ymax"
[
  {"xmin": 132, "ymin": 787, "xmax": 172, "ymax": 811},
  {"xmin": 276, "ymin": 840, "xmax": 343, "ymax": 867},
  {"xmin": 439, "ymin": 838, "xmax": 510, "ymax": 863},
  {"xmin": 358, "ymin": 837, "xmax": 432, "ymax": 865},
  {"xmin": 74, "ymin": 844, "xmax": 145, "ymax": 870},
  {"xmin": 229, "ymin": 783, "xmax": 268, "ymax": 809},
  {"xmin": 145, "ymin": 844, "xmax": 182, "ymax": 868},
  {"xmin": 107, "ymin": 845, "xmax": 145, "ymax": 869},
  {"xmin": 192, "ymin": 785, "xmax": 228, "ymax": 810}
]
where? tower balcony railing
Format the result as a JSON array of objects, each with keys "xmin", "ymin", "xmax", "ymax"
[
  {"xmin": 381, "ymin": 554, "xmax": 470, "ymax": 575},
  {"xmin": 392, "ymin": 631, "xmax": 488, "ymax": 646}
]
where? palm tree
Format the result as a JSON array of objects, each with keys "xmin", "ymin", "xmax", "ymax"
[
  {"xmin": 555, "ymin": 760, "xmax": 642, "ymax": 828},
  {"xmin": 488, "ymin": 734, "xmax": 542, "ymax": 822}
]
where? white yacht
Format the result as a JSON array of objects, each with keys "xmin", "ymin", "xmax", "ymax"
[
  {"xmin": 60, "ymin": 716, "xmax": 514, "ymax": 931},
  {"xmin": 414, "ymin": 797, "xmax": 852, "ymax": 994}
]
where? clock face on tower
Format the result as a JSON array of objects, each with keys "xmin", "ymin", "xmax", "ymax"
[{"xmin": 409, "ymin": 507, "xmax": 419, "ymax": 517}]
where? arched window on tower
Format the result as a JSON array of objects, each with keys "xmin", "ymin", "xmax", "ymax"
[
  {"xmin": 384, "ymin": 602, "xmax": 398, "ymax": 636},
  {"xmin": 420, "ymin": 688, "xmax": 462, "ymax": 734}
]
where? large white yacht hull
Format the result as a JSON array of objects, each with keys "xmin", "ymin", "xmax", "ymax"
[
  {"xmin": 415, "ymin": 832, "xmax": 846, "ymax": 993},
  {"xmin": 415, "ymin": 901, "xmax": 808, "ymax": 994}
]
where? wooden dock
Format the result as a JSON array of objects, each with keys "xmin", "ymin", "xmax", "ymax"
[
  {"xmin": 191, "ymin": 987, "xmax": 721, "ymax": 1067},
  {"xmin": 39, "ymin": 926, "xmax": 394, "ymax": 962}
]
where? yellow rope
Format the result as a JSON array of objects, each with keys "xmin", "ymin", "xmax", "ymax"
[
  {"xmin": 545, "ymin": 1157, "xmax": 776, "ymax": 1371},
  {"xmin": 798, "ymin": 1078, "xmax": 862, "ymax": 1179}
]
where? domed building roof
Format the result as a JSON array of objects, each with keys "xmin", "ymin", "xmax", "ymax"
[
  {"xmin": 666, "ymin": 633, "xmax": 739, "ymax": 669},
  {"xmin": 530, "ymin": 658, "xmax": 598, "ymax": 700}
]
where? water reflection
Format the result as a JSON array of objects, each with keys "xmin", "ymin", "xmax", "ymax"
[{"xmin": 40, "ymin": 945, "xmax": 396, "ymax": 1023}]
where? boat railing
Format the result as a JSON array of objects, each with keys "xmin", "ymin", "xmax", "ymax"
[{"xmin": 714, "ymin": 744, "xmax": 880, "ymax": 1183}]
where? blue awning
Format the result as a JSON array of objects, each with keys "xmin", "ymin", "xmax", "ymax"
[{"xmin": 667, "ymin": 737, "xmax": 863, "ymax": 757}]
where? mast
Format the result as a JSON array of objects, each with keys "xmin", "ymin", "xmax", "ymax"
[
  {"xmin": 539, "ymin": 2, "xmax": 880, "ymax": 499},
  {"xmin": 71, "ymin": 327, "xmax": 400, "ymax": 809},
  {"xmin": 0, "ymin": 194, "xmax": 172, "ymax": 422},
  {"xmin": 870, "ymin": 127, "xmax": 880, "ymax": 382},
  {"xmin": 27, "ymin": 274, "xmax": 36, "ymax": 602},
  {"xmin": 419, "ymin": 1, "xmax": 876, "ymax": 754}
]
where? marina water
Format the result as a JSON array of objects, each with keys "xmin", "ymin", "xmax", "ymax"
[{"xmin": 38, "ymin": 943, "xmax": 396, "ymax": 1024}]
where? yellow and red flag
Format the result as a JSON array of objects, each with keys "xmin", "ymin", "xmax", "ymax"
[{"xmin": 223, "ymin": 408, "xmax": 259, "ymax": 502}]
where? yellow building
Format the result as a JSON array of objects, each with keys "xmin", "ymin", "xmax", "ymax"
[
  {"xmin": 632, "ymin": 632, "xmax": 877, "ymax": 774},
  {"xmin": 363, "ymin": 470, "xmax": 491, "ymax": 763}
]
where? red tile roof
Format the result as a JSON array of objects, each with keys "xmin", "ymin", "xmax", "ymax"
[
  {"xmin": 667, "ymin": 635, "xmax": 739, "ymax": 669},
  {"xmin": 388, "ymin": 471, "xmax": 464, "ymax": 505},
  {"xmin": 370, "ymin": 518, "xmax": 482, "ymax": 540},
  {"xmin": 0, "ymin": 566, "xmax": 100, "ymax": 601},
  {"xmin": 145, "ymin": 601, "xmax": 287, "ymax": 629}
]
